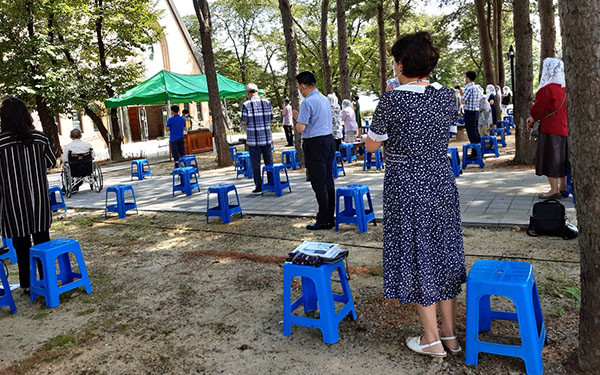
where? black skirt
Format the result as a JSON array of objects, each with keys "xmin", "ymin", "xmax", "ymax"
[{"xmin": 535, "ymin": 131, "xmax": 568, "ymax": 178}]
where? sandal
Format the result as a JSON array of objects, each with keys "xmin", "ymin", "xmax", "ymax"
[
  {"xmin": 405, "ymin": 336, "xmax": 447, "ymax": 358},
  {"xmin": 440, "ymin": 336, "xmax": 462, "ymax": 354},
  {"xmin": 537, "ymin": 192, "xmax": 562, "ymax": 200}
]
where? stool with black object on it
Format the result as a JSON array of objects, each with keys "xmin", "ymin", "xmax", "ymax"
[{"xmin": 283, "ymin": 242, "xmax": 356, "ymax": 344}]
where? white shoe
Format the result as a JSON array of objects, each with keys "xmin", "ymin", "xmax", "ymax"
[
  {"xmin": 440, "ymin": 336, "xmax": 462, "ymax": 354},
  {"xmin": 405, "ymin": 336, "xmax": 447, "ymax": 358}
]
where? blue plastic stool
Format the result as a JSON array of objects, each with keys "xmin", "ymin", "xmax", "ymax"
[
  {"xmin": 497, "ymin": 120, "xmax": 511, "ymax": 136},
  {"xmin": 235, "ymin": 154, "xmax": 252, "ymax": 179},
  {"xmin": 281, "ymin": 149, "xmax": 301, "ymax": 170},
  {"xmin": 480, "ymin": 136, "xmax": 500, "ymax": 158},
  {"xmin": 130, "ymin": 159, "xmax": 152, "ymax": 181},
  {"xmin": 447, "ymin": 147, "xmax": 462, "ymax": 178},
  {"xmin": 1, "ymin": 237, "xmax": 17, "ymax": 264},
  {"xmin": 29, "ymin": 238, "xmax": 93, "ymax": 308},
  {"xmin": 363, "ymin": 148, "xmax": 384, "ymax": 171},
  {"xmin": 172, "ymin": 167, "xmax": 201, "ymax": 197},
  {"xmin": 465, "ymin": 260, "xmax": 547, "ymax": 375},
  {"xmin": 229, "ymin": 146, "xmax": 237, "ymax": 163},
  {"xmin": 332, "ymin": 151, "xmax": 346, "ymax": 179},
  {"xmin": 462, "ymin": 144, "xmax": 485, "ymax": 169},
  {"xmin": 490, "ymin": 128, "xmax": 507, "ymax": 147},
  {"xmin": 105, "ymin": 184, "xmax": 138, "ymax": 219},
  {"xmin": 0, "ymin": 257, "xmax": 16, "ymax": 314},
  {"xmin": 335, "ymin": 184, "xmax": 376, "ymax": 233},
  {"xmin": 362, "ymin": 125, "xmax": 370, "ymax": 136},
  {"xmin": 503, "ymin": 116, "xmax": 514, "ymax": 129},
  {"xmin": 283, "ymin": 260, "xmax": 357, "ymax": 344},
  {"xmin": 565, "ymin": 169, "xmax": 575, "ymax": 203},
  {"xmin": 262, "ymin": 164, "xmax": 292, "ymax": 197},
  {"xmin": 177, "ymin": 155, "xmax": 199, "ymax": 173},
  {"xmin": 48, "ymin": 186, "xmax": 67, "ymax": 213},
  {"xmin": 339, "ymin": 144, "xmax": 357, "ymax": 163},
  {"xmin": 206, "ymin": 184, "xmax": 243, "ymax": 224}
]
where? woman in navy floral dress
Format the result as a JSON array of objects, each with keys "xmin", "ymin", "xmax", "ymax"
[{"xmin": 366, "ymin": 32, "xmax": 466, "ymax": 358}]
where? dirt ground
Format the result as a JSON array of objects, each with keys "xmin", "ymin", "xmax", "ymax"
[{"xmin": 0, "ymin": 209, "xmax": 580, "ymax": 375}]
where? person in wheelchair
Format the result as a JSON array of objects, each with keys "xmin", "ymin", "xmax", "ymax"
[{"xmin": 62, "ymin": 129, "xmax": 96, "ymax": 194}]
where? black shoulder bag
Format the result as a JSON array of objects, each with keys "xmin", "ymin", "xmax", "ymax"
[{"xmin": 527, "ymin": 199, "xmax": 577, "ymax": 239}]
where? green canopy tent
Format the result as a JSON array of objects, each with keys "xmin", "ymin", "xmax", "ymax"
[{"xmin": 104, "ymin": 70, "xmax": 262, "ymax": 108}]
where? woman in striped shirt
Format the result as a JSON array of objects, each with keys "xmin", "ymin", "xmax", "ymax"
[{"xmin": 0, "ymin": 97, "xmax": 56, "ymax": 292}]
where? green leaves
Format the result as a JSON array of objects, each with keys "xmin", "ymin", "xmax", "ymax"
[{"xmin": 0, "ymin": 0, "xmax": 162, "ymax": 116}]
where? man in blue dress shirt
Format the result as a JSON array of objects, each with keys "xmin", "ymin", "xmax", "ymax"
[
  {"xmin": 292, "ymin": 71, "xmax": 335, "ymax": 230},
  {"xmin": 166, "ymin": 105, "xmax": 186, "ymax": 168}
]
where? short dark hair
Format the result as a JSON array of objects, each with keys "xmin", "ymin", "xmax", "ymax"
[
  {"xmin": 171, "ymin": 105, "xmax": 180, "ymax": 113},
  {"xmin": 454, "ymin": 85, "xmax": 461, "ymax": 90},
  {"xmin": 465, "ymin": 70, "xmax": 477, "ymax": 81},
  {"xmin": 0, "ymin": 97, "xmax": 34, "ymax": 145},
  {"xmin": 296, "ymin": 71, "xmax": 316, "ymax": 86},
  {"xmin": 70, "ymin": 128, "xmax": 82, "ymax": 139},
  {"xmin": 182, "ymin": 109, "xmax": 189, "ymax": 115},
  {"xmin": 353, "ymin": 95, "xmax": 359, "ymax": 101},
  {"xmin": 391, "ymin": 32, "xmax": 439, "ymax": 78},
  {"xmin": 284, "ymin": 98, "xmax": 290, "ymax": 104}
]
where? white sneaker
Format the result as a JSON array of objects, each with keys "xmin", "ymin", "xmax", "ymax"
[{"xmin": 405, "ymin": 336, "xmax": 447, "ymax": 358}]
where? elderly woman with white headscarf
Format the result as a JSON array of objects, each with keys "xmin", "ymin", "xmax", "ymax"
[
  {"xmin": 527, "ymin": 57, "xmax": 568, "ymax": 199},
  {"xmin": 486, "ymin": 84, "xmax": 498, "ymax": 127},
  {"xmin": 341, "ymin": 99, "xmax": 358, "ymax": 143},
  {"xmin": 501, "ymin": 86, "xmax": 512, "ymax": 114},
  {"xmin": 328, "ymin": 94, "xmax": 343, "ymax": 150}
]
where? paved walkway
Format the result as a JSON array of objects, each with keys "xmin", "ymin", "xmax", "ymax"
[{"xmin": 49, "ymin": 161, "xmax": 577, "ymax": 226}]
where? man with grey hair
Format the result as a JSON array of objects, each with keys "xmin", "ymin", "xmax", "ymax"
[
  {"xmin": 62, "ymin": 128, "xmax": 94, "ymax": 193},
  {"xmin": 240, "ymin": 83, "xmax": 274, "ymax": 193},
  {"xmin": 62, "ymin": 128, "xmax": 94, "ymax": 162}
]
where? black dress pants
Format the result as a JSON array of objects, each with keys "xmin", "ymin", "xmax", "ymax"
[
  {"xmin": 13, "ymin": 230, "xmax": 50, "ymax": 289},
  {"xmin": 303, "ymin": 135, "xmax": 336, "ymax": 225},
  {"xmin": 464, "ymin": 110, "xmax": 481, "ymax": 144},
  {"xmin": 283, "ymin": 125, "xmax": 294, "ymax": 146}
]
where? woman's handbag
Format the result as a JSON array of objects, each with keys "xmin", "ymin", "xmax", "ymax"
[{"xmin": 530, "ymin": 94, "xmax": 567, "ymax": 140}]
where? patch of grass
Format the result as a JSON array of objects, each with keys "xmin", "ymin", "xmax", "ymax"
[
  {"xmin": 42, "ymin": 334, "xmax": 76, "ymax": 351},
  {"xmin": 539, "ymin": 274, "xmax": 581, "ymax": 308},
  {"xmin": 76, "ymin": 308, "xmax": 96, "ymax": 316},
  {"xmin": 368, "ymin": 263, "xmax": 383, "ymax": 277},
  {"xmin": 32, "ymin": 311, "xmax": 49, "ymax": 320}
]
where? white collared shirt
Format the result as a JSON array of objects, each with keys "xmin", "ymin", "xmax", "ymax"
[{"xmin": 62, "ymin": 139, "xmax": 94, "ymax": 162}]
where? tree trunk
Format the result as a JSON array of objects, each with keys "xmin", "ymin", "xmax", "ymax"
[
  {"xmin": 474, "ymin": 0, "xmax": 496, "ymax": 85},
  {"xmin": 336, "ymin": 0, "xmax": 350, "ymax": 100},
  {"xmin": 94, "ymin": 0, "xmax": 123, "ymax": 161},
  {"xmin": 35, "ymin": 96, "xmax": 62, "ymax": 160},
  {"xmin": 512, "ymin": 0, "xmax": 536, "ymax": 164},
  {"xmin": 278, "ymin": 0, "xmax": 303, "ymax": 163},
  {"xmin": 494, "ymin": 0, "xmax": 504, "ymax": 87},
  {"xmin": 320, "ymin": 0, "xmax": 333, "ymax": 94},
  {"xmin": 193, "ymin": 0, "xmax": 232, "ymax": 167},
  {"xmin": 558, "ymin": 1, "xmax": 600, "ymax": 372},
  {"xmin": 538, "ymin": 0, "xmax": 556, "ymax": 79},
  {"xmin": 377, "ymin": 1, "xmax": 387, "ymax": 95},
  {"xmin": 25, "ymin": 1, "xmax": 61, "ymax": 160},
  {"xmin": 394, "ymin": 0, "xmax": 400, "ymax": 39}
]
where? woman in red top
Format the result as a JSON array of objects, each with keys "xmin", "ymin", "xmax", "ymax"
[{"xmin": 527, "ymin": 58, "xmax": 568, "ymax": 199}]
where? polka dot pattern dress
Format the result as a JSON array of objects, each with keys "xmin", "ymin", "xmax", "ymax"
[{"xmin": 369, "ymin": 84, "xmax": 467, "ymax": 307}]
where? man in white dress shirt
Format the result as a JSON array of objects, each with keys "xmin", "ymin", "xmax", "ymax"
[
  {"xmin": 62, "ymin": 128, "xmax": 94, "ymax": 193},
  {"xmin": 62, "ymin": 129, "xmax": 94, "ymax": 162}
]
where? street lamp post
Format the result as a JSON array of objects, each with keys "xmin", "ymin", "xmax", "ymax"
[{"xmin": 508, "ymin": 45, "xmax": 515, "ymax": 100}]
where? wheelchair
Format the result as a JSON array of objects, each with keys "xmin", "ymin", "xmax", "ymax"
[{"xmin": 61, "ymin": 150, "xmax": 103, "ymax": 198}]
